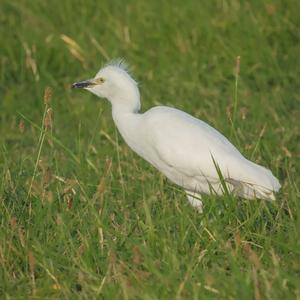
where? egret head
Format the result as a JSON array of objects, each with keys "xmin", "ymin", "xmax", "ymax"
[{"xmin": 72, "ymin": 60, "xmax": 140, "ymax": 112}]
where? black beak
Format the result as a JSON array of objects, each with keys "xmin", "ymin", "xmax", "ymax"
[{"xmin": 72, "ymin": 80, "xmax": 94, "ymax": 89}]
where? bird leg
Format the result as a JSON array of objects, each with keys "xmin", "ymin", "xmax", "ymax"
[{"xmin": 186, "ymin": 192, "xmax": 203, "ymax": 213}]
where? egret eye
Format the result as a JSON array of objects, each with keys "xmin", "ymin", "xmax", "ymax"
[{"xmin": 95, "ymin": 77, "xmax": 105, "ymax": 84}]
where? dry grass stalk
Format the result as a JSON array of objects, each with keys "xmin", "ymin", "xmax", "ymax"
[
  {"xmin": 61, "ymin": 34, "xmax": 87, "ymax": 68},
  {"xmin": 243, "ymin": 243, "xmax": 261, "ymax": 269},
  {"xmin": 94, "ymin": 158, "xmax": 112, "ymax": 199},
  {"xmin": 27, "ymin": 87, "xmax": 54, "ymax": 201},
  {"xmin": 23, "ymin": 42, "xmax": 39, "ymax": 81},
  {"xmin": 18, "ymin": 228, "xmax": 26, "ymax": 248},
  {"xmin": 132, "ymin": 246, "xmax": 141, "ymax": 266},
  {"xmin": 28, "ymin": 251, "xmax": 36, "ymax": 295},
  {"xmin": 253, "ymin": 267, "xmax": 261, "ymax": 300}
]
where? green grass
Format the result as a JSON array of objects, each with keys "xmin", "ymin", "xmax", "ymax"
[{"xmin": 1, "ymin": 0, "xmax": 300, "ymax": 299}]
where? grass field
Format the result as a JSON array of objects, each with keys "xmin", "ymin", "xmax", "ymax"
[{"xmin": 1, "ymin": 0, "xmax": 300, "ymax": 299}]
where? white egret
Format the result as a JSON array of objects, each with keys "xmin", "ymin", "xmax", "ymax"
[{"xmin": 72, "ymin": 60, "xmax": 281, "ymax": 213}]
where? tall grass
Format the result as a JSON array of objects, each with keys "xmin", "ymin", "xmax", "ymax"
[{"xmin": 0, "ymin": 0, "xmax": 299, "ymax": 299}]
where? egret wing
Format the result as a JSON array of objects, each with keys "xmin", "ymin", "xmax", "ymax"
[{"xmin": 145, "ymin": 106, "xmax": 279, "ymax": 191}]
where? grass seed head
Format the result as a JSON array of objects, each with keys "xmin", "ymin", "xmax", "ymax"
[
  {"xmin": 28, "ymin": 251, "xmax": 35, "ymax": 275},
  {"xmin": 44, "ymin": 87, "xmax": 53, "ymax": 105},
  {"xmin": 44, "ymin": 108, "xmax": 53, "ymax": 131},
  {"xmin": 243, "ymin": 243, "xmax": 261, "ymax": 269},
  {"xmin": 19, "ymin": 119, "xmax": 25, "ymax": 133},
  {"xmin": 9, "ymin": 217, "xmax": 17, "ymax": 229}
]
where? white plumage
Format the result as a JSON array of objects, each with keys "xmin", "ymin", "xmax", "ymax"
[{"xmin": 72, "ymin": 61, "xmax": 281, "ymax": 213}]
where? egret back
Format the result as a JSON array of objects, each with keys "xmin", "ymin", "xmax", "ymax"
[{"xmin": 143, "ymin": 106, "xmax": 280, "ymax": 198}]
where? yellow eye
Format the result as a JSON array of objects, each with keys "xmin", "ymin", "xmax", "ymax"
[{"xmin": 95, "ymin": 77, "xmax": 105, "ymax": 84}]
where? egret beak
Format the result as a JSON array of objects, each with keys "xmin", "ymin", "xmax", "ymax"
[{"xmin": 72, "ymin": 79, "xmax": 95, "ymax": 89}]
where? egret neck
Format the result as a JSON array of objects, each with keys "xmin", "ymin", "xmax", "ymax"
[{"xmin": 110, "ymin": 82, "xmax": 143, "ymax": 156}]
